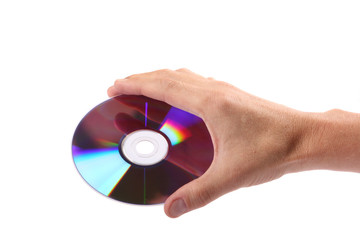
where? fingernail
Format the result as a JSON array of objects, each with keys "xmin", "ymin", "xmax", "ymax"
[{"xmin": 169, "ymin": 198, "xmax": 187, "ymax": 218}]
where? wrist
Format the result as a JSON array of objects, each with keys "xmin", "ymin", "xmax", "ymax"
[{"xmin": 289, "ymin": 109, "xmax": 360, "ymax": 173}]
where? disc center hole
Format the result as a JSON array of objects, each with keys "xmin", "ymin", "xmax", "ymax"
[{"xmin": 135, "ymin": 140, "xmax": 155, "ymax": 155}]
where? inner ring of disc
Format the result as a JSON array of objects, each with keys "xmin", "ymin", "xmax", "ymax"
[{"xmin": 120, "ymin": 129, "xmax": 169, "ymax": 166}]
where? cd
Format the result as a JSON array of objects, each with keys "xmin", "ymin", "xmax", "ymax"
[{"xmin": 72, "ymin": 95, "xmax": 214, "ymax": 204}]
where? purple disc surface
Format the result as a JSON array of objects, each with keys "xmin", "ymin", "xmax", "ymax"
[{"xmin": 72, "ymin": 95, "xmax": 213, "ymax": 204}]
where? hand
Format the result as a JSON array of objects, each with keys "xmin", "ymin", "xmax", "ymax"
[{"xmin": 108, "ymin": 68, "xmax": 360, "ymax": 218}]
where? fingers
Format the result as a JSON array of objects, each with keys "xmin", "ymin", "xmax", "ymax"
[
  {"xmin": 108, "ymin": 69, "xmax": 209, "ymax": 116},
  {"xmin": 164, "ymin": 166, "xmax": 224, "ymax": 218},
  {"xmin": 113, "ymin": 95, "xmax": 170, "ymax": 123}
]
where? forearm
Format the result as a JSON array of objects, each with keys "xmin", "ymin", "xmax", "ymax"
[{"xmin": 292, "ymin": 109, "xmax": 360, "ymax": 173}]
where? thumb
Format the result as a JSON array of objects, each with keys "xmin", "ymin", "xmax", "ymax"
[{"xmin": 164, "ymin": 168, "xmax": 223, "ymax": 218}]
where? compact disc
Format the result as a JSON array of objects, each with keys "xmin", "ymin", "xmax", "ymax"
[{"xmin": 72, "ymin": 95, "xmax": 214, "ymax": 204}]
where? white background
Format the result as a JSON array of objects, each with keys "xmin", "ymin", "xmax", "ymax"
[{"xmin": 0, "ymin": 1, "xmax": 359, "ymax": 239}]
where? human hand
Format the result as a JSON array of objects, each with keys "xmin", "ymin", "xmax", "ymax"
[{"xmin": 108, "ymin": 69, "xmax": 360, "ymax": 218}]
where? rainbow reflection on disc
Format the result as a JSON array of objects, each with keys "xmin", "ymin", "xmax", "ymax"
[{"xmin": 72, "ymin": 95, "xmax": 214, "ymax": 204}]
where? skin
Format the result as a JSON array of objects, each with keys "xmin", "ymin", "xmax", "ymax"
[{"xmin": 108, "ymin": 68, "xmax": 360, "ymax": 218}]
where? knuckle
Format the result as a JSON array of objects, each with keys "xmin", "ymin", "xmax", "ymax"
[
  {"xmin": 156, "ymin": 68, "xmax": 173, "ymax": 75},
  {"xmin": 114, "ymin": 79, "xmax": 122, "ymax": 85},
  {"xmin": 125, "ymin": 73, "xmax": 139, "ymax": 80},
  {"xmin": 326, "ymin": 108, "xmax": 342, "ymax": 114},
  {"xmin": 176, "ymin": 68, "xmax": 190, "ymax": 72}
]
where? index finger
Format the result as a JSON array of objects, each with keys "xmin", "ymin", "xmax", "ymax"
[{"xmin": 109, "ymin": 69, "xmax": 208, "ymax": 117}]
